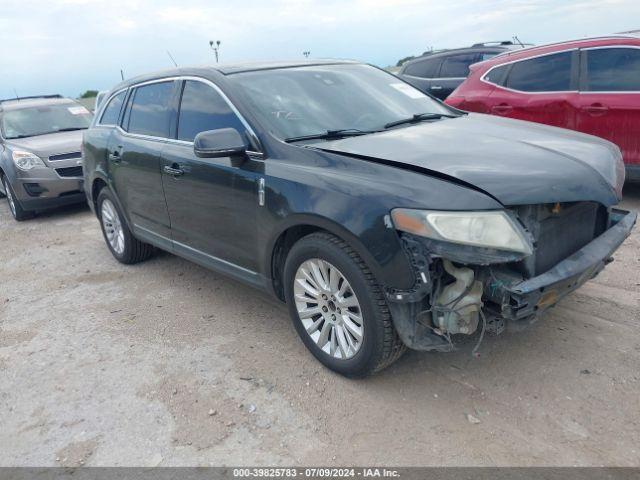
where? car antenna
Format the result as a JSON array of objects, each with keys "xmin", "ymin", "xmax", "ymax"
[
  {"xmin": 13, "ymin": 88, "xmax": 19, "ymax": 99},
  {"xmin": 513, "ymin": 35, "xmax": 525, "ymax": 48},
  {"xmin": 167, "ymin": 50, "xmax": 178, "ymax": 67},
  {"xmin": 120, "ymin": 69, "xmax": 125, "ymax": 81}
]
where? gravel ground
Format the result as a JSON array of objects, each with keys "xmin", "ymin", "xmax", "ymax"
[{"xmin": 0, "ymin": 184, "xmax": 638, "ymax": 467}]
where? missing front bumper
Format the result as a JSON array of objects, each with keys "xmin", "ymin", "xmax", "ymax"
[
  {"xmin": 488, "ymin": 208, "xmax": 636, "ymax": 322},
  {"xmin": 387, "ymin": 208, "xmax": 636, "ymax": 351}
]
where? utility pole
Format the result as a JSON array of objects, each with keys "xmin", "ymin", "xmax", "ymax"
[
  {"xmin": 303, "ymin": 51, "xmax": 311, "ymax": 58},
  {"xmin": 209, "ymin": 40, "xmax": 221, "ymax": 63}
]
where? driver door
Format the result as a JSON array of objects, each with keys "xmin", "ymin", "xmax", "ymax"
[{"xmin": 161, "ymin": 79, "xmax": 263, "ymax": 278}]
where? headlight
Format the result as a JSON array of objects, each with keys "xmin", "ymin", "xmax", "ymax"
[
  {"xmin": 12, "ymin": 150, "xmax": 46, "ymax": 171},
  {"xmin": 391, "ymin": 209, "xmax": 532, "ymax": 255}
]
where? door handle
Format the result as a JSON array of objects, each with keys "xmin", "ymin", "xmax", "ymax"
[
  {"xmin": 430, "ymin": 85, "xmax": 443, "ymax": 90},
  {"xmin": 492, "ymin": 103, "xmax": 513, "ymax": 115},
  {"xmin": 163, "ymin": 165, "xmax": 184, "ymax": 176},
  {"xmin": 582, "ymin": 103, "xmax": 609, "ymax": 116}
]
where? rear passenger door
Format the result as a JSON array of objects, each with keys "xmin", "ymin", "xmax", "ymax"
[
  {"xmin": 109, "ymin": 80, "xmax": 178, "ymax": 245},
  {"xmin": 486, "ymin": 50, "xmax": 579, "ymax": 129},
  {"xmin": 399, "ymin": 57, "xmax": 442, "ymax": 97},
  {"xmin": 161, "ymin": 79, "xmax": 263, "ymax": 279},
  {"xmin": 576, "ymin": 46, "xmax": 640, "ymax": 166}
]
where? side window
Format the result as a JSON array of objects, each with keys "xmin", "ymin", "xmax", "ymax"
[
  {"xmin": 99, "ymin": 91, "xmax": 125, "ymax": 125},
  {"xmin": 484, "ymin": 64, "xmax": 510, "ymax": 86},
  {"xmin": 126, "ymin": 81, "xmax": 175, "ymax": 137},
  {"xmin": 584, "ymin": 48, "xmax": 640, "ymax": 91},
  {"xmin": 505, "ymin": 52, "xmax": 573, "ymax": 92},
  {"xmin": 439, "ymin": 53, "xmax": 479, "ymax": 78},
  {"xmin": 403, "ymin": 58, "xmax": 441, "ymax": 78},
  {"xmin": 479, "ymin": 52, "xmax": 499, "ymax": 62},
  {"xmin": 177, "ymin": 80, "xmax": 247, "ymax": 142}
]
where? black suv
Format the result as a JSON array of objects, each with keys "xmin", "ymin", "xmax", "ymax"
[
  {"xmin": 398, "ymin": 42, "xmax": 529, "ymax": 100},
  {"xmin": 83, "ymin": 60, "xmax": 635, "ymax": 377}
]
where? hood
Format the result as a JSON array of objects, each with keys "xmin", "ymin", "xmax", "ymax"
[
  {"xmin": 314, "ymin": 113, "xmax": 624, "ymax": 206},
  {"xmin": 5, "ymin": 130, "xmax": 84, "ymax": 165}
]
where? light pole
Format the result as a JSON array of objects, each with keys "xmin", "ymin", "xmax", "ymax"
[
  {"xmin": 209, "ymin": 40, "xmax": 221, "ymax": 63},
  {"xmin": 303, "ymin": 51, "xmax": 311, "ymax": 58}
]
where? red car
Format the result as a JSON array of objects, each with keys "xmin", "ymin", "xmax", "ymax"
[{"xmin": 445, "ymin": 35, "xmax": 640, "ymax": 181}]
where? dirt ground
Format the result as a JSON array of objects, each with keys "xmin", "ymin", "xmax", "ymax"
[{"xmin": 0, "ymin": 184, "xmax": 638, "ymax": 467}]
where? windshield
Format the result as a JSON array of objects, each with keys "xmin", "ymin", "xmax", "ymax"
[
  {"xmin": 1, "ymin": 103, "xmax": 93, "ymax": 139},
  {"xmin": 229, "ymin": 64, "xmax": 454, "ymax": 140}
]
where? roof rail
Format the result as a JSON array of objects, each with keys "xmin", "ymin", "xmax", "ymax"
[
  {"xmin": 492, "ymin": 35, "xmax": 640, "ymax": 58},
  {"xmin": 0, "ymin": 94, "xmax": 63, "ymax": 104},
  {"xmin": 472, "ymin": 41, "xmax": 516, "ymax": 47}
]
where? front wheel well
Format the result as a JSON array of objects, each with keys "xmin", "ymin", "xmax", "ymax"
[{"xmin": 271, "ymin": 225, "xmax": 323, "ymax": 301}]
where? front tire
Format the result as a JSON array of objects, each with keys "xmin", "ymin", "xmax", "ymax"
[
  {"xmin": 97, "ymin": 188, "xmax": 154, "ymax": 264},
  {"xmin": 2, "ymin": 175, "xmax": 34, "ymax": 221},
  {"xmin": 284, "ymin": 232, "xmax": 406, "ymax": 377}
]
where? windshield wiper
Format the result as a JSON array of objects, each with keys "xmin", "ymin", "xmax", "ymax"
[
  {"xmin": 384, "ymin": 112, "xmax": 459, "ymax": 129},
  {"xmin": 284, "ymin": 128, "xmax": 379, "ymax": 143}
]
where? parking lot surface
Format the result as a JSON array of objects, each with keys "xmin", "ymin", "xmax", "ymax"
[{"xmin": 0, "ymin": 185, "xmax": 639, "ymax": 467}]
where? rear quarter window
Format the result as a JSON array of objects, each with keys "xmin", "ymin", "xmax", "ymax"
[
  {"xmin": 483, "ymin": 64, "xmax": 510, "ymax": 86},
  {"xmin": 99, "ymin": 91, "xmax": 126, "ymax": 125}
]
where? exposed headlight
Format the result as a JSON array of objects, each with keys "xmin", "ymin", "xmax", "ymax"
[
  {"xmin": 12, "ymin": 150, "xmax": 46, "ymax": 171},
  {"xmin": 391, "ymin": 209, "xmax": 532, "ymax": 255}
]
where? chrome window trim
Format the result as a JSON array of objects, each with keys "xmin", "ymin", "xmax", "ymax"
[
  {"xmin": 402, "ymin": 74, "xmax": 466, "ymax": 81},
  {"xmin": 98, "ymin": 75, "xmax": 264, "ymax": 157},
  {"xmin": 480, "ymin": 48, "xmax": 579, "ymax": 95},
  {"xmin": 580, "ymin": 45, "xmax": 640, "ymax": 94}
]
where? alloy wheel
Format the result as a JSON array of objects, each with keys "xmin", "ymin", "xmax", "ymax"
[
  {"xmin": 294, "ymin": 258, "xmax": 364, "ymax": 359},
  {"xmin": 101, "ymin": 199, "xmax": 125, "ymax": 255}
]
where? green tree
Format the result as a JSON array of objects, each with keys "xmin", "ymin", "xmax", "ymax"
[
  {"xmin": 79, "ymin": 90, "xmax": 99, "ymax": 99},
  {"xmin": 396, "ymin": 56, "xmax": 416, "ymax": 67}
]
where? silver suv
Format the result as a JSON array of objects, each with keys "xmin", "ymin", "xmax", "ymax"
[{"xmin": 0, "ymin": 95, "xmax": 92, "ymax": 220}]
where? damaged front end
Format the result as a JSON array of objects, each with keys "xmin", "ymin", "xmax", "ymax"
[{"xmin": 385, "ymin": 203, "xmax": 637, "ymax": 352}]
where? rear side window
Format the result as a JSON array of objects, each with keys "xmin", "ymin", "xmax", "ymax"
[
  {"xmin": 177, "ymin": 80, "xmax": 247, "ymax": 142},
  {"xmin": 126, "ymin": 81, "xmax": 175, "ymax": 137},
  {"xmin": 505, "ymin": 52, "xmax": 573, "ymax": 92},
  {"xmin": 403, "ymin": 58, "xmax": 441, "ymax": 78},
  {"xmin": 484, "ymin": 64, "xmax": 510, "ymax": 85},
  {"xmin": 100, "ymin": 91, "xmax": 125, "ymax": 125},
  {"xmin": 439, "ymin": 53, "xmax": 478, "ymax": 78},
  {"xmin": 584, "ymin": 47, "xmax": 640, "ymax": 91}
]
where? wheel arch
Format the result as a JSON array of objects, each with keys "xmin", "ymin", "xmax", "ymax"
[
  {"xmin": 266, "ymin": 213, "xmax": 409, "ymax": 301},
  {"xmin": 91, "ymin": 176, "xmax": 109, "ymax": 211}
]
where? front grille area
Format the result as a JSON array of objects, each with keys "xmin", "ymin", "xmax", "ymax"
[
  {"xmin": 49, "ymin": 152, "xmax": 81, "ymax": 161},
  {"xmin": 513, "ymin": 202, "xmax": 608, "ymax": 277},
  {"xmin": 55, "ymin": 166, "xmax": 83, "ymax": 178}
]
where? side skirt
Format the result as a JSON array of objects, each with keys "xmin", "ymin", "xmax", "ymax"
[{"xmin": 133, "ymin": 224, "xmax": 270, "ymax": 292}]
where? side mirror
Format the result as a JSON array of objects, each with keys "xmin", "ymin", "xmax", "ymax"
[{"xmin": 193, "ymin": 128, "xmax": 247, "ymax": 159}]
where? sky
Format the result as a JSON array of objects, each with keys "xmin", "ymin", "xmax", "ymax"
[{"xmin": 1, "ymin": 0, "xmax": 639, "ymax": 99}]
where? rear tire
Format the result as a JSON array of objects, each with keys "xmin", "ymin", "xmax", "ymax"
[
  {"xmin": 97, "ymin": 188, "xmax": 154, "ymax": 264},
  {"xmin": 2, "ymin": 175, "xmax": 34, "ymax": 221},
  {"xmin": 284, "ymin": 232, "xmax": 406, "ymax": 377}
]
